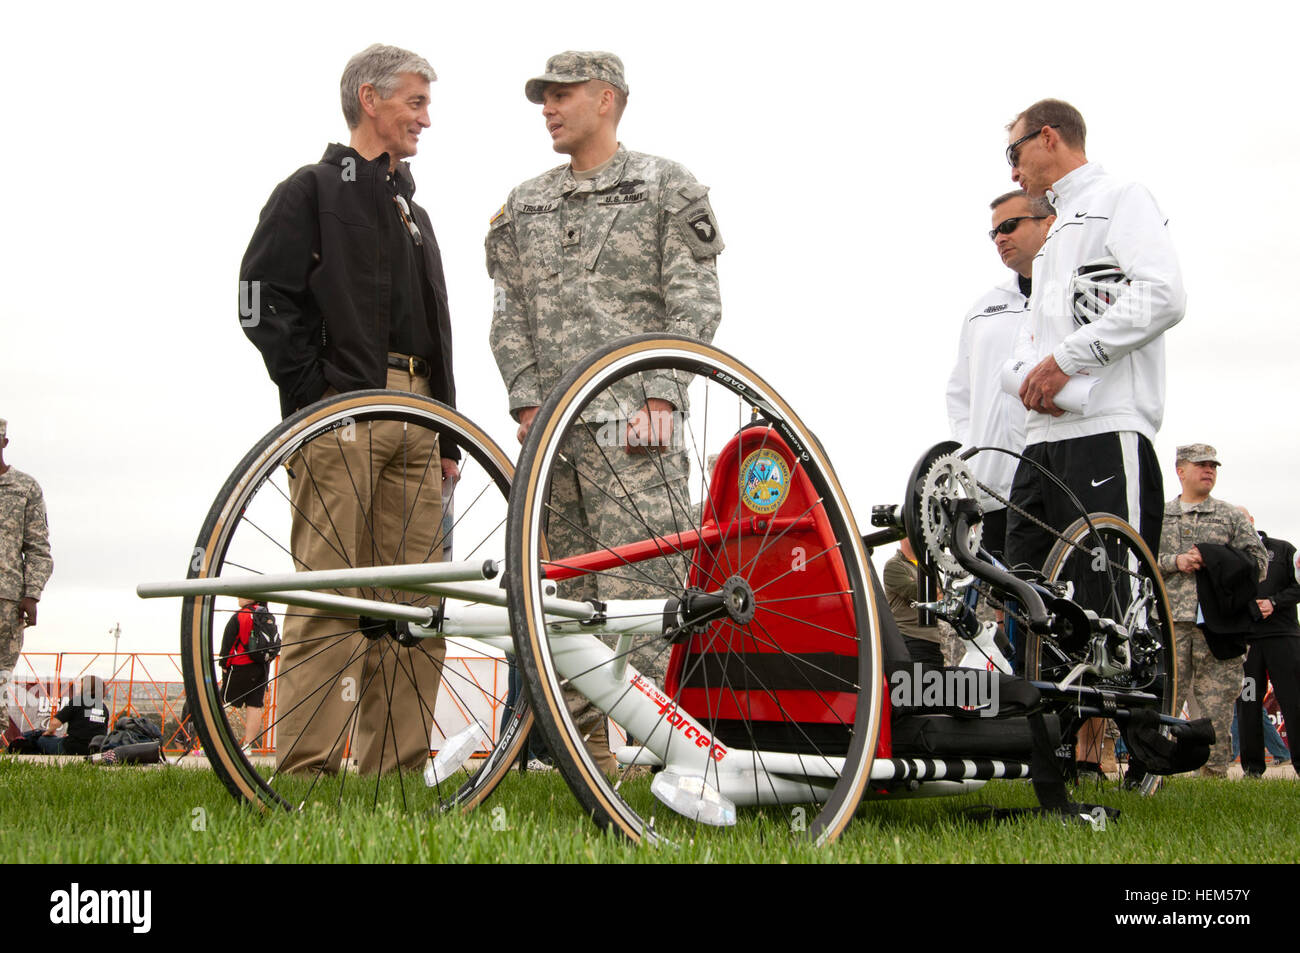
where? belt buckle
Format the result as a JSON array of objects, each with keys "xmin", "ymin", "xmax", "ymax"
[{"xmin": 408, "ymin": 356, "xmax": 417, "ymax": 377}]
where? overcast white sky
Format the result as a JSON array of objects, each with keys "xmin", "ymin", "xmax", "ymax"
[{"xmin": 3, "ymin": 0, "xmax": 1297, "ymax": 661}]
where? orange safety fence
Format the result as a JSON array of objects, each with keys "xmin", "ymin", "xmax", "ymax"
[{"xmin": 6, "ymin": 651, "xmax": 511, "ymax": 758}]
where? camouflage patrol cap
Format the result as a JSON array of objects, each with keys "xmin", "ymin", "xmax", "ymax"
[
  {"xmin": 525, "ymin": 51, "xmax": 627, "ymax": 104},
  {"xmin": 0, "ymin": 418, "xmax": 6, "ymax": 438},
  {"xmin": 1176, "ymin": 443, "xmax": 1221, "ymax": 466}
]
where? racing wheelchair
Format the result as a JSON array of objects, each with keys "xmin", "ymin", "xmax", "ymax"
[{"xmin": 138, "ymin": 335, "xmax": 1209, "ymax": 844}]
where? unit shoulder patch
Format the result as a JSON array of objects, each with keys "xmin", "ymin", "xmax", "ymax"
[{"xmin": 670, "ymin": 190, "xmax": 724, "ymax": 260}]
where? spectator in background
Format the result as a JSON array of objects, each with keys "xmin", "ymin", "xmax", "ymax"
[
  {"xmin": 0, "ymin": 417, "xmax": 54, "ymax": 739},
  {"xmin": 1235, "ymin": 507, "xmax": 1300, "ymax": 778},
  {"xmin": 1231, "ymin": 699, "xmax": 1291, "ymax": 766},
  {"xmin": 39, "ymin": 676, "xmax": 108, "ymax": 755},
  {"xmin": 1156, "ymin": 445, "xmax": 1266, "ymax": 778},
  {"xmin": 882, "ymin": 538, "xmax": 957, "ymax": 668},
  {"xmin": 219, "ymin": 597, "xmax": 270, "ymax": 749}
]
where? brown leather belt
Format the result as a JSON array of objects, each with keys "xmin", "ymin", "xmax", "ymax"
[{"xmin": 387, "ymin": 354, "xmax": 430, "ymax": 378}]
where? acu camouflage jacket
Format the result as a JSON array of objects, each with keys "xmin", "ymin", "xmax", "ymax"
[
  {"xmin": 0, "ymin": 467, "xmax": 53, "ymax": 602},
  {"xmin": 486, "ymin": 145, "xmax": 723, "ymax": 420},
  {"xmin": 1157, "ymin": 495, "xmax": 1266, "ymax": 622}
]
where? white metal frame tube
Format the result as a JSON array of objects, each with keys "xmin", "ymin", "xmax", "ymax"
[{"xmin": 135, "ymin": 559, "xmax": 499, "ymax": 600}]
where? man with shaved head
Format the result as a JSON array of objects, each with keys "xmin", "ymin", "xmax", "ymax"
[{"xmin": 487, "ymin": 51, "xmax": 724, "ymax": 772}]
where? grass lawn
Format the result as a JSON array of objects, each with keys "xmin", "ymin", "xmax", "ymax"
[{"xmin": 3, "ymin": 758, "xmax": 1296, "ymax": 864}]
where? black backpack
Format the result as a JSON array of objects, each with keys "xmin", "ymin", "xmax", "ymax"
[
  {"xmin": 247, "ymin": 604, "xmax": 281, "ymax": 664},
  {"xmin": 95, "ymin": 715, "xmax": 163, "ymax": 751}
]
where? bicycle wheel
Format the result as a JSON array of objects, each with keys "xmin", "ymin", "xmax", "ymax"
[
  {"xmin": 507, "ymin": 335, "xmax": 881, "ymax": 845},
  {"xmin": 180, "ymin": 390, "xmax": 530, "ymax": 814},
  {"xmin": 1031, "ymin": 513, "xmax": 1178, "ymax": 716}
]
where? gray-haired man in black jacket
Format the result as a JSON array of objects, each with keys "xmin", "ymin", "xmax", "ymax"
[{"xmin": 237, "ymin": 43, "xmax": 459, "ymax": 776}]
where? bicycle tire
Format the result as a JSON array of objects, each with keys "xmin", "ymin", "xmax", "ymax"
[
  {"xmin": 1030, "ymin": 513, "xmax": 1178, "ymax": 783},
  {"xmin": 180, "ymin": 390, "xmax": 530, "ymax": 814},
  {"xmin": 507, "ymin": 335, "xmax": 881, "ymax": 845}
]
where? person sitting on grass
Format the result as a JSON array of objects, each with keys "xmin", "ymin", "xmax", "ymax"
[{"xmin": 38, "ymin": 676, "xmax": 109, "ymax": 755}]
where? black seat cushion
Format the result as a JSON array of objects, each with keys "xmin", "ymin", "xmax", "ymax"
[{"xmin": 891, "ymin": 711, "xmax": 1060, "ymax": 760}]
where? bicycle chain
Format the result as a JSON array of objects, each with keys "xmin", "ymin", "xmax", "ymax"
[
  {"xmin": 976, "ymin": 582, "xmax": 1034, "ymax": 635},
  {"xmin": 917, "ymin": 455, "xmax": 1153, "ymax": 639},
  {"xmin": 974, "ymin": 478, "xmax": 1146, "ymax": 585},
  {"xmin": 962, "ymin": 475, "xmax": 1148, "ymax": 637}
]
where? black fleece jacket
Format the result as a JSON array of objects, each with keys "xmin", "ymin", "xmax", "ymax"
[
  {"xmin": 1250, "ymin": 532, "xmax": 1300, "ymax": 639},
  {"xmin": 240, "ymin": 144, "xmax": 455, "ymax": 424}
]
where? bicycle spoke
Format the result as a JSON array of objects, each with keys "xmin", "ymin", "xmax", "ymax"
[
  {"xmin": 507, "ymin": 337, "xmax": 877, "ymax": 843},
  {"xmin": 184, "ymin": 396, "xmax": 522, "ymax": 816}
]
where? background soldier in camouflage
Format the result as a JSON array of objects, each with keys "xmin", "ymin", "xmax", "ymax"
[
  {"xmin": 1157, "ymin": 443, "xmax": 1267, "ymax": 777},
  {"xmin": 487, "ymin": 51, "xmax": 722, "ymax": 772},
  {"xmin": 0, "ymin": 419, "xmax": 54, "ymax": 737}
]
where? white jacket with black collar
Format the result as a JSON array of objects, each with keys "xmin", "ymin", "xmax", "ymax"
[{"xmin": 946, "ymin": 274, "xmax": 1030, "ymax": 507}]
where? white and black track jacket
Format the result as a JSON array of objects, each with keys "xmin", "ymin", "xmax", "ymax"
[
  {"xmin": 946, "ymin": 275, "xmax": 1030, "ymax": 507},
  {"xmin": 1014, "ymin": 163, "xmax": 1186, "ymax": 445}
]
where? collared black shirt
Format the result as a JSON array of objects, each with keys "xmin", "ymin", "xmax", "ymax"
[{"xmin": 385, "ymin": 170, "xmax": 439, "ymax": 361}]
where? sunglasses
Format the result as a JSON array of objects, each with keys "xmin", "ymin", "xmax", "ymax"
[
  {"xmin": 989, "ymin": 215, "xmax": 1049, "ymax": 240},
  {"xmin": 1005, "ymin": 124, "xmax": 1060, "ymax": 166}
]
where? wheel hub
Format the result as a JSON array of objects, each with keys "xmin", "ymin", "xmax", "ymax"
[
  {"xmin": 720, "ymin": 575, "xmax": 756, "ymax": 625},
  {"xmin": 674, "ymin": 575, "xmax": 758, "ymax": 634}
]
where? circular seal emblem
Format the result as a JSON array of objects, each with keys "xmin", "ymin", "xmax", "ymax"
[{"xmin": 739, "ymin": 448, "xmax": 791, "ymax": 515}]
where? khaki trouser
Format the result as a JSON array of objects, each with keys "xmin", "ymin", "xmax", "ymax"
[{"xmin": 274, "ymin": 367, "xmax": 446, "ymax": 776}]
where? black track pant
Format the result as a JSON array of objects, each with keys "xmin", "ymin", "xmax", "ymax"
[
  {"xmin": 1240, "ymin": 635, "xmax": 1300, "ymax": 776},
  {"xmin": 1006, "ymin": 431, "xmax": 1164, "ymax": 576}
]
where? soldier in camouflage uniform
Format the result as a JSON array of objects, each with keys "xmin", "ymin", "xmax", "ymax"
[
  {"xmin": 0, "ymin": 419, "xmax": 54, "ymax": 736},
  {"xmin": 487, "ymin": 52, "xmax": 722, "ymax": 772},
  {"xmin": 1157, "ymin": 443, "xmax": 1267, "ymax": 776}
]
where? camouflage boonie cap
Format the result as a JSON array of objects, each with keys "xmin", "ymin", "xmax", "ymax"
[
  {"xmin": 1176, "ymin": 443, "xmax": 1221, "ymax": 466},
  {"xmin": 525, "ymin": 51, "xmax": 627, "ymax": 104}
]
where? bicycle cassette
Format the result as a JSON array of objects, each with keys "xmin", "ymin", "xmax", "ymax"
[{"xmin": 919, "ymin": 453, "xmax": 984, "ymax": 575}]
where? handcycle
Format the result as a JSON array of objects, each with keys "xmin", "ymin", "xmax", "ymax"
[{"xmin": 138, "ymin": 334, "xmax": 1206, "ymax": 844}]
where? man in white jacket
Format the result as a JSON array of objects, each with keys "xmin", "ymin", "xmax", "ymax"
[
  {"xmin": 946, "ymin": 189, "xmax": 1054, "ymax": 565},
  {"xmin": 1004, "ymin": 98, "xmax": 1185, "ymax": 574},
  {"xmin": 1005, "ymin": 98, "xmax": 1185, "ymax": 782}
]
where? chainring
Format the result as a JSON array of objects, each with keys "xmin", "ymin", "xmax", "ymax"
[{"xmin": 919, "ymin": 454, "xmax": 984, "ymax": 576}]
